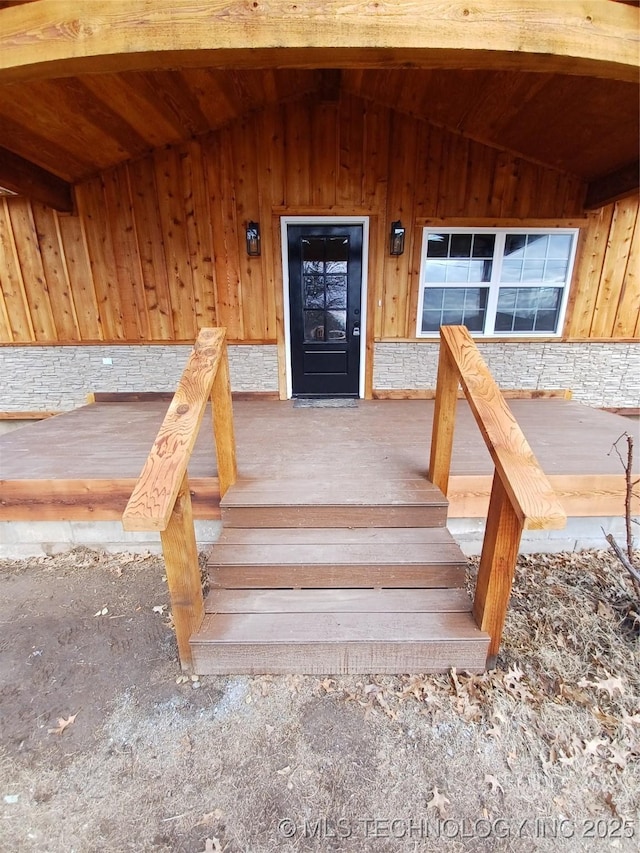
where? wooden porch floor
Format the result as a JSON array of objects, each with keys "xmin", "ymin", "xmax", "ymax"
[
  {"xmin": 1, "ymin": 397, "xmax": 636, "ymax": 674},
  {"xmin": 0, "ymin": 398, "xmax": 636, "ymax": 522}
]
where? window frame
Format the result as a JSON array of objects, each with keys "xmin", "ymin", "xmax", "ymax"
[{"xmin": 415, "ymin": 226, "xmax": 579, "ymax": 339}]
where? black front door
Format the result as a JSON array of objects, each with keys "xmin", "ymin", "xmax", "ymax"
[{"xmin": 288, "ymin": 224, "xmax": 363, "ymax": 397}]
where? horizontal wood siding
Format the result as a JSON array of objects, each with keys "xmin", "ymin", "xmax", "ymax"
[{"xmin": 0, "ymin": 95, "xmax": 635, "ymax": 344}]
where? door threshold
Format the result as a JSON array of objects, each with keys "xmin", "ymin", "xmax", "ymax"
[{"xmin": 292, "ymin": 398, "xmax": 358, "ymax": 408}]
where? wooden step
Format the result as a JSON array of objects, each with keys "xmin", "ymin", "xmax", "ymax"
[
  {"xmin": 220, "ymin": 478, "xmax": 448, "ymax": 528},
  {"xmin": 190, "ymin": 588, "xmax": 490, "ymax": 674},
  {"xmin": 207, "ymin": 526, "xmax": 467, "ymax": 589}
]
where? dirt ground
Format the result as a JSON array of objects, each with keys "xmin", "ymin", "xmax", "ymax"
[{"xmin": 0, "ymin": 547, "xmax": 638, "ymax": 853}]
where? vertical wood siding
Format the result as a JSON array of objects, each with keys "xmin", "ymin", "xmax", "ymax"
[
  {"xmin": 566, "ymin": 195, "xmax": 640, "ymax": 339},
  {"xmin": 0, "ymin": 95, "xmax": 635, "ymax": 344}
]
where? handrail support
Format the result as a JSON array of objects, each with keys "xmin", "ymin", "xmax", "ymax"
[
  {"xmin": 159, "ymin": 472, "xmax": 204, "ymax": 671},
  {"xmin": 473, "ymin": 472, "xmax": 524, "ymax": 668}
]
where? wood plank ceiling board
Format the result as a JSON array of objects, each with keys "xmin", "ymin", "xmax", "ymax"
[{"xmin": 343, "ymin": 69, "xmax": 639, "ymax": 182}]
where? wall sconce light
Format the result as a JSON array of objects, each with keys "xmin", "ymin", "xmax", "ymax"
[
  {"xmin": 246, "ymin": 221, "xmax": 261, "ymax": 256},
  {"xmin": 389, "ymin": 220, "xmax": 405, "ymax": 256}
]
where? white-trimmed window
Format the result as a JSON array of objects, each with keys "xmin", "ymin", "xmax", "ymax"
[{"xmin": 416, "ymin": 227, "xmax": 579, "ymax": 337}]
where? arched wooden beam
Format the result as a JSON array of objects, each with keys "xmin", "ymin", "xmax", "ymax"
[{"xmin": 0, "ymin": 0, "xmax": 638, "ymax": 84}]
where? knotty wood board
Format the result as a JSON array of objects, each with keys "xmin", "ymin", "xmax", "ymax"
[
  {"xmin": 191, "ymin": 638, "xmax": 489, "ymax": 675},
  {"xmin": 0, "ymin": 477, "xmax": 219, "ymax": 521},
  {"xmin": 204, "ymin": 588, "xmax": 473, "ymax": 613}
]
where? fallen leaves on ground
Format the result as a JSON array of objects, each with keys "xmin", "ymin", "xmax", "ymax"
[
  {"xmin": 427, "ymin": 786, "xmax": 450, "ymax": 818},
  {"xmin": 48, "ymin": 713, "xmax": 78, "ymax": 735},
  {"xmin": 308, "ymin": 548, "xmax": 640, "ymax": 813}
]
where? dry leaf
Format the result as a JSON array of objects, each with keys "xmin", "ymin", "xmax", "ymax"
[
  {"xmin": 484, "ymin": 774, "xmax": 504, "ymax": 794},
  {"xmin": 427, "ymin": 786, "xmax": 450, "ymax": 818},
  {"xmin": 152, "ymin": 605, "xmax": 167, "ymax": 615},
  {"xmin": 48, "ymin": 713, "xmax": 78, "ymax": 735},
  {"xmin": 583, "ymin": 737, "xmax": 607, "ymax": 757},
  {"xmin": 93, "ymin": 607, "xmax": 108, "ymax": 617},
  {"xmin": 578, "ymin": 674, "xmax": 626, "ymax": 698},
  {"xmin": 606, "ymin": 744, "xmax": 628, "ymax": 770},
  {"xmin": 603, "ymin": 792, "xmax": 619, "ymax": 816},
  {"xmin": 204, "ymin": 839, "xmax": 222, "ymax": 853}
]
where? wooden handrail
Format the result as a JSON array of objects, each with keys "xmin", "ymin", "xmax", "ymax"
[
  {"xmin": 429, "ymin": 325, "xmax": 566, "ymax": 666},
  {"xmin": 122, "ymin": 327, "xmax": 237, "ymax": 670}
]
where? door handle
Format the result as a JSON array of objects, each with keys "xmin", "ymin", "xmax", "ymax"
[{"xmin": 352, "ymin": 322, "xmax": 360, "ymax": 337}]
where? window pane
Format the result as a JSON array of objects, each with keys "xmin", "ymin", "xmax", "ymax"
[
  {"xmin": 304, "ymin": 310, "xmax": 325, "ymax": 342},
  {"xmin": 450, "ymin": 234, "xmax": 472, "ymax": 258},
  {"xmin": 443, "ymin": 289, "xmax": 466, "ymax": 310},
  {"xmin": 424, "ymin": 288, "xmax": 445, "ymax": 310},
  {"xmin": 427, "ymin": 233, "xmax": 449, "ymax": 257},
  {"xmin": 422, "ymin": 310, "xmax": 442, "ymax": 332},
  {"xmin": 444, "ymin": 261, "xmax": 471, "ymax": 283},
  {"xmin": 504, "ymin": 234, "xmax": 526, "ymax": 258},
  {"xmin": 524, "ymin": 234, "xmax": 548, "ymax": 258},
  {"xmin": 522, "ymin": 260, "xmax": 545, "ymax": 281},
  {"xmin": 468, "ymin": 260, "xmax": 493, "ymax": 282},
  {"xmin": 544, "ymin": 260, "xmax": 568, "ymax": 282},
  {"xmin": 501, "ymin": 260, "xmax": 522, "ymax": 282},
  {"xmin": 548, "ymin": 234, "xmax": 572, "ymax": 259},
  {"xmin": 425, "ymin": 260, "xmax": 447, "ymax": 282},
  {"xmin": 472, "ymin": 234, "xmax": 495, "ymax": 258}
]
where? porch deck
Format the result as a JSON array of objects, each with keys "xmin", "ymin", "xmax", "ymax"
[{"xmin": 0, "ymin": 397, "xmax": 635, "ymax": 524}]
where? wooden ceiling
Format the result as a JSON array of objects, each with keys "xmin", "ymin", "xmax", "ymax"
[{"xmin": 0, "ymin": 2, "xmax": 637, "ymax": 212}]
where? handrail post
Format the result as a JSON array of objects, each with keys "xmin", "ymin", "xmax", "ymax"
[
  {"xmin": 473, "ymin": 472, "xmax": 524, "ymax": 668},
  {"xmin": 159, "ymin": 471, "xmax": 204, "ymax": 671},
  {"xmin": 428, "ymin": 335, "xmax": 459, "ymax": 496},
  {"xmin": 211, "ymin": 338, "xmax": 237, "ymax": 497}
]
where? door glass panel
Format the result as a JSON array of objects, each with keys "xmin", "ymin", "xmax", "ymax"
[
  {"xmin": 304, "ymin": 275, "xmax": 325, "ymax": 308},
  {"xmin": 326, "ymin": 275, "xmax": 347, "ymax": 308},
  {"xmin": 304, "ymin": 310, "xmax": 325, "ymax": 342},
  {"xmin": 325, "ymin": 237, "xmax": 349, "ymax": 262},
  {"xmin": 299, "ymin": 235, "xmax": 350, "ymax": 343},
  {"xmin": 326, "ymin": 310, "xmax": 347, "ymax": 340}
]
